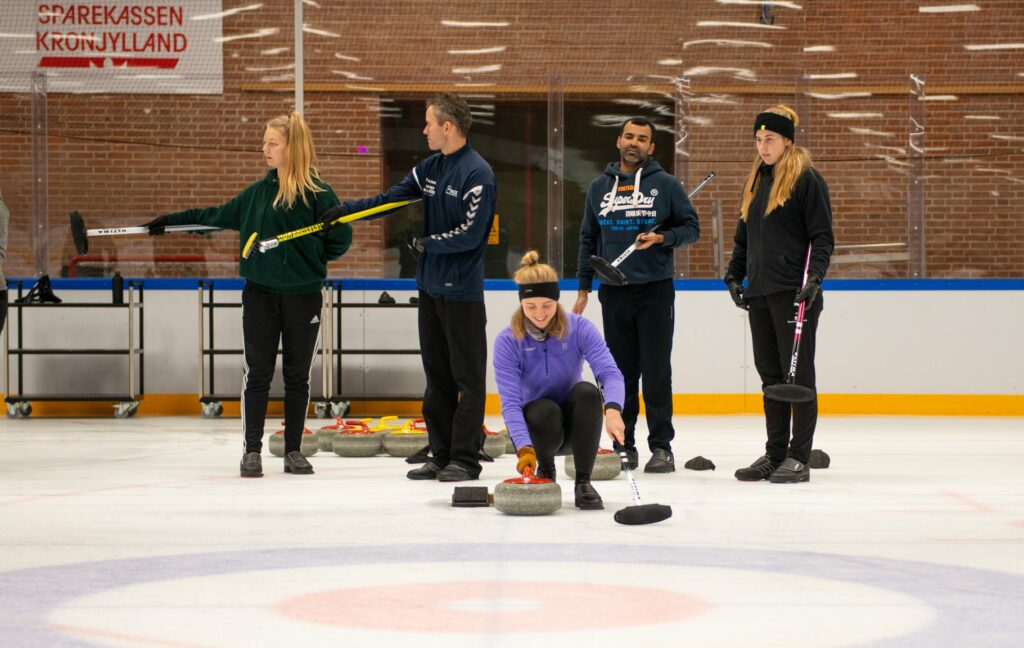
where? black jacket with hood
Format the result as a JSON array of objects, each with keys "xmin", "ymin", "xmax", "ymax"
[{"xmin": 577, "ymin": 159, "xmax": 700, "ymax": 291}]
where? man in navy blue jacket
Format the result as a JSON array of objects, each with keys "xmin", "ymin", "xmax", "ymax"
[
  {"xmin": 574, "ymin": 117, "xmax": 700, "ymax": 473},
  {"xmin": 328, "ymin": 93, "xmax": 496, "ymax": 482}
]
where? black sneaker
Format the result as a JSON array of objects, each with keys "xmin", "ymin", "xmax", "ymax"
[
  {"xmin": 536, "ymin": 465, "xmax": 556, "ymax": 481},
  {"xmin": 769, "ymin": 457, "xmax": 810, "ymax": 483},
  {"xmin": 437, "ymin": 463, "xmax": 478, "ymax": 482},
  {"xmin": 574, "ymin": 482, "xmax": 604, "ymax": 510},
  {"xmin": 283, "ymin": 451, "xmax": 314, "ymax": 475},
  {"xmin": 407, "ymin": 462, "xmax": 441, "ymax": 480},
  {"xmin": 734, "ymin": 455, "xmax": 780, "ymax": 481},
  {"xmin": 644, "ymin": 448, "xmax": 675, "ymax": 473},
  {"xmin": 240, "ymin": 452, "xmax": 263, "ymax": 478}
]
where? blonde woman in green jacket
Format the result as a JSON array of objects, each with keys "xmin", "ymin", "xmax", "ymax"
[{"xmin": 144, "ymin": 113, "xmax": 352, "ymax": 478}]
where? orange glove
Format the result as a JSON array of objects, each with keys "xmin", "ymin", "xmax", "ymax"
[{"xmin": 516, "ymin": 446, "xmax": 537, "ymax": 475}]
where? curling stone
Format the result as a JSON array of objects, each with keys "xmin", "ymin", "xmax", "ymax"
[
  {"xmin": 564, "ymin": 448, "xmax": 621, "ymax": 480},
  {"xmin": 482, "ymin": 426, "xmax": 506, "ymax": 458},
  {"xmin": 383, "ymin": 420, "xmax": 429, "ymax": 457},
  {"xmin": 332, "ymin": 420, "xmax": 383, "ymax": 457},
  {"xmin": 368, "ymin": 415, "xmax": 405, "ymax": 438},
  {"xmin": 316, "ymin": 417, "xmax": 348, "ymax": 451},
  {"xmin": 494, "ymin": 467, "xmax": 561, "ymax": 516},
  {"xmin": 268, "ymin": 425, "xmax": 319, "ymax": 457}
]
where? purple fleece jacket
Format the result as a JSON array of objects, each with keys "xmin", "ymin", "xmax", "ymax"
[{"xmin": 493, "ymin": 312, "xmax": 625, "ymax": 450}]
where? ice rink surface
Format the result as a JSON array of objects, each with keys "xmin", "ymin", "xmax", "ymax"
[{"xmin": 1, "ymin": 414, "xmax": 1022, "ymax": 647}]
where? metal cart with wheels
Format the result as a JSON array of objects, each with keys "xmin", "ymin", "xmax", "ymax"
[
  {"xmin": 3, "ymin": 279, "xmax": 144, "ymax": 418},
  {"xmin": 197, "ymin": 280, "xmax": 335, "ymax": 418}
]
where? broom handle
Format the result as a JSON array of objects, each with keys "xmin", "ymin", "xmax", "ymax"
[
  {"xmin": 619, "ymin": 452, "xmax": 644, "ymax": 506},
  {"xmin": 87, "ymin": 225, "xmax": 220, "ymax": 236}
]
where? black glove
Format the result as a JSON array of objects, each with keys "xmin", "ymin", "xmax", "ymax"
[
  {"xmin": 404, "ymin": 230, "xmax": 424, "ymax": 255},
  {"xmin": 724, "ymin": 275, "xmax": 749, "ymax": 311},
  {"xmin": 318, "ymin": 205, "xmax": 341, "ymax": 237},
  {"xmin": 795, "ymin": 275, "xmax": 821, "ymax": 306},
  {"xmin": 144, "ymin": 215, "xmax": 170, "ymax": 236}
]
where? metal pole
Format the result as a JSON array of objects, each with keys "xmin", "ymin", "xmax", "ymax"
[
  {"xmin": 907, "ymin": 73, "xmax": 926, "ymax": 278},
  {"xmin": 546, "ymin": 73, "xmax": 564, "ymax": 275},
  {"xmin": 674, "ymin": 77, "xmax": 692, "ymax": 279},
  {"xmin": 294, "ymin": 0, "xmax": 303, "ymax": 114},
  {"xmin": 30, "ymin": 72, "xmax": 48, "ymax": 277}
]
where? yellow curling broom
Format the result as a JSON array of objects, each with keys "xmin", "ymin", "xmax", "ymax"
[{"xmin": 241, "ymin": 199, "xmax": 421, "ymax": 259}]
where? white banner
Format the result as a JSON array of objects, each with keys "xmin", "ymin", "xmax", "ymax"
[{"xmin": 0, "ymin": 1, "xmax": 223, "ymax": 94}]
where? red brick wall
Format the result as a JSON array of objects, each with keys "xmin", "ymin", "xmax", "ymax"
[{"xmin": 1, "ymin": 0, "xmax": 1021, "ymax": 279}]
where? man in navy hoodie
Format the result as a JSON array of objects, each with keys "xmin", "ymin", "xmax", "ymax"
[
  {"xmin": 325, "ymin": 93, "xmax": 496, "ymax": 482},
  {"xmin": 574, "ymin": 117, "xmax": 700, "ymax": 473}
]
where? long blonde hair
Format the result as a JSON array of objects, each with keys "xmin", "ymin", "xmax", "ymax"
[
  {"xmin": 739, "ymin": 105, "xmax": 813, "ymax": 221},
  {"xmin": 266, "ymin": 112, "xmax": 325, "ymax": 210},
  {"xmin": 510, "ymin": 250, "xmax": 568, "ymax": 341}
]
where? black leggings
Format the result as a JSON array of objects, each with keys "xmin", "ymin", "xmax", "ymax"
[
  {"xmin": 747, "ymin": 290, "xmax": 823, "ymax": 464},
  {"xmin": 241, "ymin": 283, "xmax": 323, "ymax": 454},
  {"xmin": 523, "ymin": 382, "xmax": 603, "ymax": 481}
]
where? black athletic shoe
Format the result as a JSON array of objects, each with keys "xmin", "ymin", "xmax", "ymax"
[
  {"xmin": 283, "ymin": 451, "xmax": 314, "ymax": 475},
  {"xmin": 240, "ymin": 452, "xmax": 263, "ymax": 478},
  {"xmin": 406, "ymin": 462, "xmax": 441, "ymax": 480},
  {"xmin": 536, "ymin": 465, "xmax": 556, "ymax": 481},
  {"xmin": 769, "ymin": 457, "xmax": 810, "ymax": 483},
  {"xmin": 437, "ymin": 463, "xmax": 478, "ymax": 482},
  {"xmin": 574, "ymin": 482, "xmax": 604, "ymax": 510},
  {"xmin": 644, "ymin": 448, "xmax": 675, "ymax": 473},
  {"xmin": 734, "ymin": 455, "xmax": 780, "ymax": 481}
]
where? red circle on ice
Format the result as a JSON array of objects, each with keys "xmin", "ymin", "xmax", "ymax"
[{"xmin": 274, "ymin": 581, "xmax": 710, "ymax": 632}]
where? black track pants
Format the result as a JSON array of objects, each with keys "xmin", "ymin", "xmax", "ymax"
[
  {"xmin": 747, "ymin": 290, "xmax": 824, "ymax": 464},
  {"xmin": 523, "ymin": 382, "xmax": 604, "ymax": 479},
  {"xmin": 598, "ymin": 278, "xmax": 676, "ymax": 452},
  {"xmin": 241, "ymin": 283, "xmax": 322, "ymax": 454},
  {"xmin": 417, "ymin": 291, "xmax": 487, "ymax": 475},
  {"xmin": 0, "ymin": 290, "xmax": 6, "ymax": 335}
]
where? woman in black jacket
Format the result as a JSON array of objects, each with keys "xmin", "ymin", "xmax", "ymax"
[{"xmin": 724, "ymin": 105, "xmax": 835, "ymax": 484}]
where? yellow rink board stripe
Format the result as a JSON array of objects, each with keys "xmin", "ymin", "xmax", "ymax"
[{"xmin": 4, "ymin": 393, "xmax": 1021, "ymax": 417}]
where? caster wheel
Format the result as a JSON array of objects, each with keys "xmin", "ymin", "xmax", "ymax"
[
  {"xmin": 18, "ymin": 402, "xmax": 32, "ymax": 418},
  {"xmin": 114, "ymin": 402, "xmax": 133, "ymax": 419},
  {"xmin": 314, "ymin": 402, "xmax": 329, "ymax": 419},
  {"xmin": 330, "ymin": 401, "xmax": 350, "ymax": 418},
  {"xmin": 6, "ymin": 403, "xmax": 19, "ymax": 419},
  {"xmin": 201, "ymin": 402, "xmax": 223, "ymax": 418}
]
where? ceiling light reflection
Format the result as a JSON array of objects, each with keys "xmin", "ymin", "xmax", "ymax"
[
  {"xmin": 919, "ymin": 4, "xmax": 980, "ymax": 12},
  {"xmin": 803, "ymin": 45, "xmax": 835, "ymax": 52},
  {"xmin": 216, "ymin": 28, "xmax": 278, "ymax": 43},
  {"xmin": 192, "ymin": 3, "xmax": 262, "ymax": 21},
  {"xmin": 262, "ymin": 47, "xmax": 289, "ymax": 55},
  {"xmin": 806, "ymin": 91, "xmax": 872, "ymax": 99},
  {"xmin": 682, "ymin": 39, "xmax": 772, "ymax": 48},
  {"xmin": 442, "ymin": 20, "xmax": 510, "ymax": 27},
  {"xmin": 448, "ymin": 46, "xmax": 507, "ymax": 55},
  {"xmin": 717, "ymin": 0, "xmax": 802, "ymax": 7},
  {"xmin": 964, "ymin": 115, "xmax": 1001, "ymax": 120},
  {"xmin": 804, "ymin": 72, "xmax": 857, "ymax": 79},
  {"xmin": 828, "ymin": 112, "xmax": 883, "ymax": 118},
  {"xmin": 964, "ymin": 43, "xmax": 1024, "ymax": 50},
  {"xmin": 452, "ymin": 64, "xmax": 502, "ymax": 74},
  {"xmin": 303, "ymin": 25, "xmax": 340, "ymax": 38},
  {"xmin": 697, "ymin": 21, "xmax": 786, "ymax": 30}
]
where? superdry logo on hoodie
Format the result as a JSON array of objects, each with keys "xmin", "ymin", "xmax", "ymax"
[{"xmin": 599, "ymin": 186, "xmax": 658, "ymax": 218}]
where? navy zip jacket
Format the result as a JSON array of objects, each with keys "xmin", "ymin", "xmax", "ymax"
[
  {"xmin": 331, "ymin": 143, "xmax": 496, "ymax": 301},
  {"xmin": 727, "ymin": 164, "xmax": 834, "ymax": 298},
  {"xmin": 578, "ymin": 159, "xmax": 700, "ymax": 291}
]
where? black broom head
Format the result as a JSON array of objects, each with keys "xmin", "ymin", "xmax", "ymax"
[
  {"xmin": 69, "ymin": 211, "xmax": 88, "ymax": 255},
  {"xmin": 764, "ymin": 383, "xmax": 816, "ymax": 403},
  {"xmin": 614, "ymin": 503, "xmax": 672, "ymax": 525},
  {"xmin": 589, "ymin": 255, "xmax": 628, "ymax": 287}
]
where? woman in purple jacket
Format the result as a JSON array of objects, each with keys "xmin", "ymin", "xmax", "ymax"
[{"xmin": 493, "ymin": 251, "xmax": 626, "ymax": 510}]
